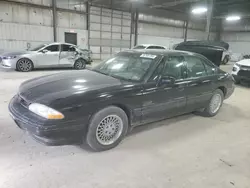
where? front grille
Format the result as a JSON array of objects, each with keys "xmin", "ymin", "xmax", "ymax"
[
  {"xmin": 238, "ymin": 70, "xmax": 250, "ymax": 78},
  {"xmin": 241, "ymin": 65, "xmax": 250, "ymax": 70},
  {"xmin": 18, "ymin": 95, "xmax": 30, "ymax": 108}
]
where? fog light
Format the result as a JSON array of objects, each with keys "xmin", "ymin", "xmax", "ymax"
[{"xmin": 232, "ymin": 67, "xmax": 237, "ymax": 71}]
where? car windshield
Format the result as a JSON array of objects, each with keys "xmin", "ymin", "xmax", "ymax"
[
  {"xmin": 92, "ymin": 53, "xmax": 158, "ymax": 81},
  {"xmin": 29, "ymin": 44, "xmax": 47, "ymax": 51},
  {"xmin": 133, "ymin": 45, "xmax": 146, "ymax": 49}
]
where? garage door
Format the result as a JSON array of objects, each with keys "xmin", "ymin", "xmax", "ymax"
[{"xmin": 89, "ymin": 6, "xmax": 132, "ymax": 60}]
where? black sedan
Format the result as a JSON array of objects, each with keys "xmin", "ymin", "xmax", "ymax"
[{"xmin": 9, "ymin": 50, "xmax": 235, "ymax": 151}]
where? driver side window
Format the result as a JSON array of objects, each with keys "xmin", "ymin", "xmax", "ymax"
[{"xmin": 44, "ymin": 45, "xmax": 59, "ymax": 52}]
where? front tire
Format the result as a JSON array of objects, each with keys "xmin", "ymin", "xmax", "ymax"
[
  {"xmin": 16, "ymin": 58, "xmax": 33, "ymax": 72},
  {"xmin": 200, "ymin": 89, "xmax": 224, "ymax": 117},
  {"xmin": 74, "ymin": 59, "xmax": 86, "ymax": 70},
  {"xmin": 86, "ymin": 106, "xmax": 129, "ymax": 151}
]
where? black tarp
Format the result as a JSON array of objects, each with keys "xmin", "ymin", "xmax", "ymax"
[
  {"xmin": 176, "ymin": 41, "xmax": 229, "ymax": 50},
  {"xmin": 175, "ymin": 41, "xmax": 229, "ymax": 67}
]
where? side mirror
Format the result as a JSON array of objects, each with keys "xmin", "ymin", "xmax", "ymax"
[
  {"xmin": 41, "ymin": 49, "xmax": 49, "ymax": 53},
  {"xmin": 159, "ymin": 76, "xmax": 175, "ymax": 86}
]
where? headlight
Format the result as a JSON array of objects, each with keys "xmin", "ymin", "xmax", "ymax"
[
  {"xmin": 235, "ymin": 63, "xmax": 241, "ymax": 68},
  {"xmin": 29, "ymin": 103, "xmax": 64, "ymax": 120},
  {"xmin": 3, "ymin": 56, "xmax": 17, "ymax": 59}
]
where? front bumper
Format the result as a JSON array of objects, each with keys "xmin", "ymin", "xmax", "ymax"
[
  {"xmin": 0, "ymin": 58, "xmax": 17, "ymax": 69},
  {"xmin": 232, "ymin": 65, "xmax": 250, "ymax": 82},
  {"xmin": 9, "ymin": 95, "xmax": 86, "ymax": 145}
]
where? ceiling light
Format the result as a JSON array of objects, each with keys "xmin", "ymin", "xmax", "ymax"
[
  {"xmin": 226, "ymin": 16, "xmax": 241, "ymax": 21},
  {"xmin": 191, "ymin": 7, "xmax": 207, "ymax": 14}
]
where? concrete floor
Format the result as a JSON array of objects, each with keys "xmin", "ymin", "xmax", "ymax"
[{"xmin": 0, "ymin": 63, "xmax": 250, "ymax": 188}]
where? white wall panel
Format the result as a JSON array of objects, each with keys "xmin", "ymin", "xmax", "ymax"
[
  {"xmin": 112, "ymin": 26, "xmax": 122, "ymax": 33},
  {"xmin": 12, "ymin": 5, "xmax": 28, "ymax": 24},
  {"xmin": 15, "ymin": 0, "xmax": 52, "ymax": 6},
  {"xmin": 56, "ymin": 0, "xmax": 86, "ymax": 12},
  {"xmin": 0, "ymin": 22, "xmax": 53, "ymax": 51},
  {"xmin": 187, "ymin": 29, "xmax": 205, "ymax": 40},
  {"xmin": 89, "ymin": 6, "xmax": 131, "ymax": 60},
  {"xmin": 57, "ymin": 28, "xmax": 88, "ymax": 48},
  {"xmin": 0, "ymin": 2, "xmax": 13, "ymax": 22},
  {"xmin": 221, "ymin": 32, "xmax": 250, "ymax": 54},
  {"xmin": 90, "ymin": 46, "xmax": 100, "ymax": 54},
  {"xmin": 57, "ymin": 11, "xmax": 86, "ymax": 29},
  {"xmin": 139, "ymin": 23, "xmax": 183, "ymax": 38},
  {"xmin": 138, "ymin": 35, "xmax": 183, "ymax": 49},
  {"xmin": 90, "ymin": 23, "xmax": 101, "ymax": 31},
  {"xmin": 102, "ymin": 24, "xmax": 111, "ymax": 32},
  {"xmin": 101, "ymin": 32, "xmax": 111, "ymax": 39}
]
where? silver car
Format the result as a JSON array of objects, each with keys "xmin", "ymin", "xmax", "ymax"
[{"xmin": 0, "ymin": 42, "xmax": 92, "ymax": 72}]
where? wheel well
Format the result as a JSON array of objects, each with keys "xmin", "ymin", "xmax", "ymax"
[
  {"xmin": 112, "ymin": 104, "xmax": 131, "ymax": 126},
  {"xmin": 218, "ymin": 86, "xmax": 227, "ymax": 97},
  {"xmin": 16, "ymin": 58, "xmax": 34, "ymax": 69}
]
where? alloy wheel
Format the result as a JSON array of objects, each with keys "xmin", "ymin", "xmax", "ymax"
[
  {"xmin": 18, "ymin": 59, "xmax": 32, "ymax": 72},
  {"xmin": 96, "ymin": 115, "xmax": 123, "ymax": 145},
  {"xmin": 210, "ymin": 94, "xmax": 222, "ymax": 113}
]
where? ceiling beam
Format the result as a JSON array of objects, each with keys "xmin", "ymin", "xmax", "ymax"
[{"xmin": 149, "ymin": 0, "xmax": 200, "ymax": 8}]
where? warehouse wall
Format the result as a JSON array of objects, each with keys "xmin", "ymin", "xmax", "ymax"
[
  {"xmin": 0, "ymin": 0, "xmax": 87, "ymax": 52},
  {"xmin": 221, "ymin": 20, "xmax": 250, "ymax": 56},
  {"xmin": 89, "ymin": 6, "xmax": 131, "ymax": 60},
  {"xmin": 0, "ymin": 1, "xmax": 53, "ymax": 51},
  {"xmin": 137, "ymin": 14, "xmax": 209, "ymax": 49},
  {"xmin": 56, "ymin": 1, "xmax": 87, "ymax": 48},
  {"xmin": 221, "ymin": 32, "xmax": 250, "ymax": 54}
]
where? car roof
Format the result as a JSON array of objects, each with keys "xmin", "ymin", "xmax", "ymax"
[
  {"xmin": 47, "ymin": 42, "xmax": 76, "ymax": 46},
  {"xmin": 136, "ymin": 44, "xmax": 166, "ymax": 48},
  {"xmin": 121, "ymin": 49, "xmax": 196, "ymax": 56}
]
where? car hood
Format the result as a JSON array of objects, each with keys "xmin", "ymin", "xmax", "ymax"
[
  {"xmin": 1, "ymin": 51, "xmax": 33, "ymax": 57},
  {"xmin": 19, "ymin": 70, "xmax": 122, "ymax": 103},
  {"xmin": 237, "ymin": 59, "xmax": 250, "ymax": 66}
]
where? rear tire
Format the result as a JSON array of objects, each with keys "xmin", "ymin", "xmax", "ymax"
[
  {"xmin": 199, "ymin": 89, "xmax": 224, "ymax": 117},
  {"xmin": 16, "ymin": 58, "xmax": 33, "ymax": 72},
  {"xmin": 85, "ymin": 106, "xmax": 129, "ymax": 151},
  {"xmin": 74, "ymin": 59, "xmax": 86, "ymax": 70},
  {"xmin": 222, "ymin": 56, "xmax": 229, "ymax": 65}
]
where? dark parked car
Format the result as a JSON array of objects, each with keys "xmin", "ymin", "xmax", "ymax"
[
  {"xmin": 9, "ymin": 50, "xmax": 235, "ymax": 151},
  {"xmin": 175, "ymin": 41, "xmax": 231, "ymax": 66}
]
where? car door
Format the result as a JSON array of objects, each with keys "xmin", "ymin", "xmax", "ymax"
[
  {"xmin": 36, "ymin": 44, "xmax": 60, "ymax": 67},
  {"xmin": 183, "ymin": 55, "xmax": 215, "ymax": 112},
  {"xmin": 59, "ymin": 44, "xmax": 76, "ymax": 66},
  {"xmin": 141, "ymin": 55, "xmax": 187, "ymax": 124}
]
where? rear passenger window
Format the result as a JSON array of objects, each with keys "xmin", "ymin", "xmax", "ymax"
[
  {"xmin": 162, "ymin": 56, "xmax": 185, "ymax": 79},
  {"xmin": 203, "ymin": 62, "xmax": 216, "ymax": 75},
  {"xmin": 185, "ymin": 56, "xmax": 207, "ymax": 78}
]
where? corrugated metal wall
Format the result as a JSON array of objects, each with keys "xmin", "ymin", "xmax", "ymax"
[
  {"xmin": 221, "ymin": 32, "xmax": 250, "ymax": 54},
  {"xmin": 0, "ymin": 1, "xmax": 53, "ymax": 51},
  {"xmin": 137, "ymin": 14, "xmax": 208, "ymax": 49},
  {"xmin": 89, "ymin": 6, "xmax": 131, "ymax": 60},
  {"xmin": 0, "ymin": 0, "xmax": 87, "ymax": 52},
  {"xmin": 221, "ymin": 20, "xmax": 250, "ymax": 54},
  {"xmin": 56, "ymin": 1, "xmax": 87, "ymax": 48}
]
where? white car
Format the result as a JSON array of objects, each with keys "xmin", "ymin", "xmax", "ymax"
[
  {"xmin": 232, "ymin": 59, "xmax": 250, "ymax": 83},
  {"xmin": 0, "ymin": 42, "xmax": 92, "ymax": 72},
  {"xmin": 133, "ymin": 44, "xmax": 166, "ymax": 50}
]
